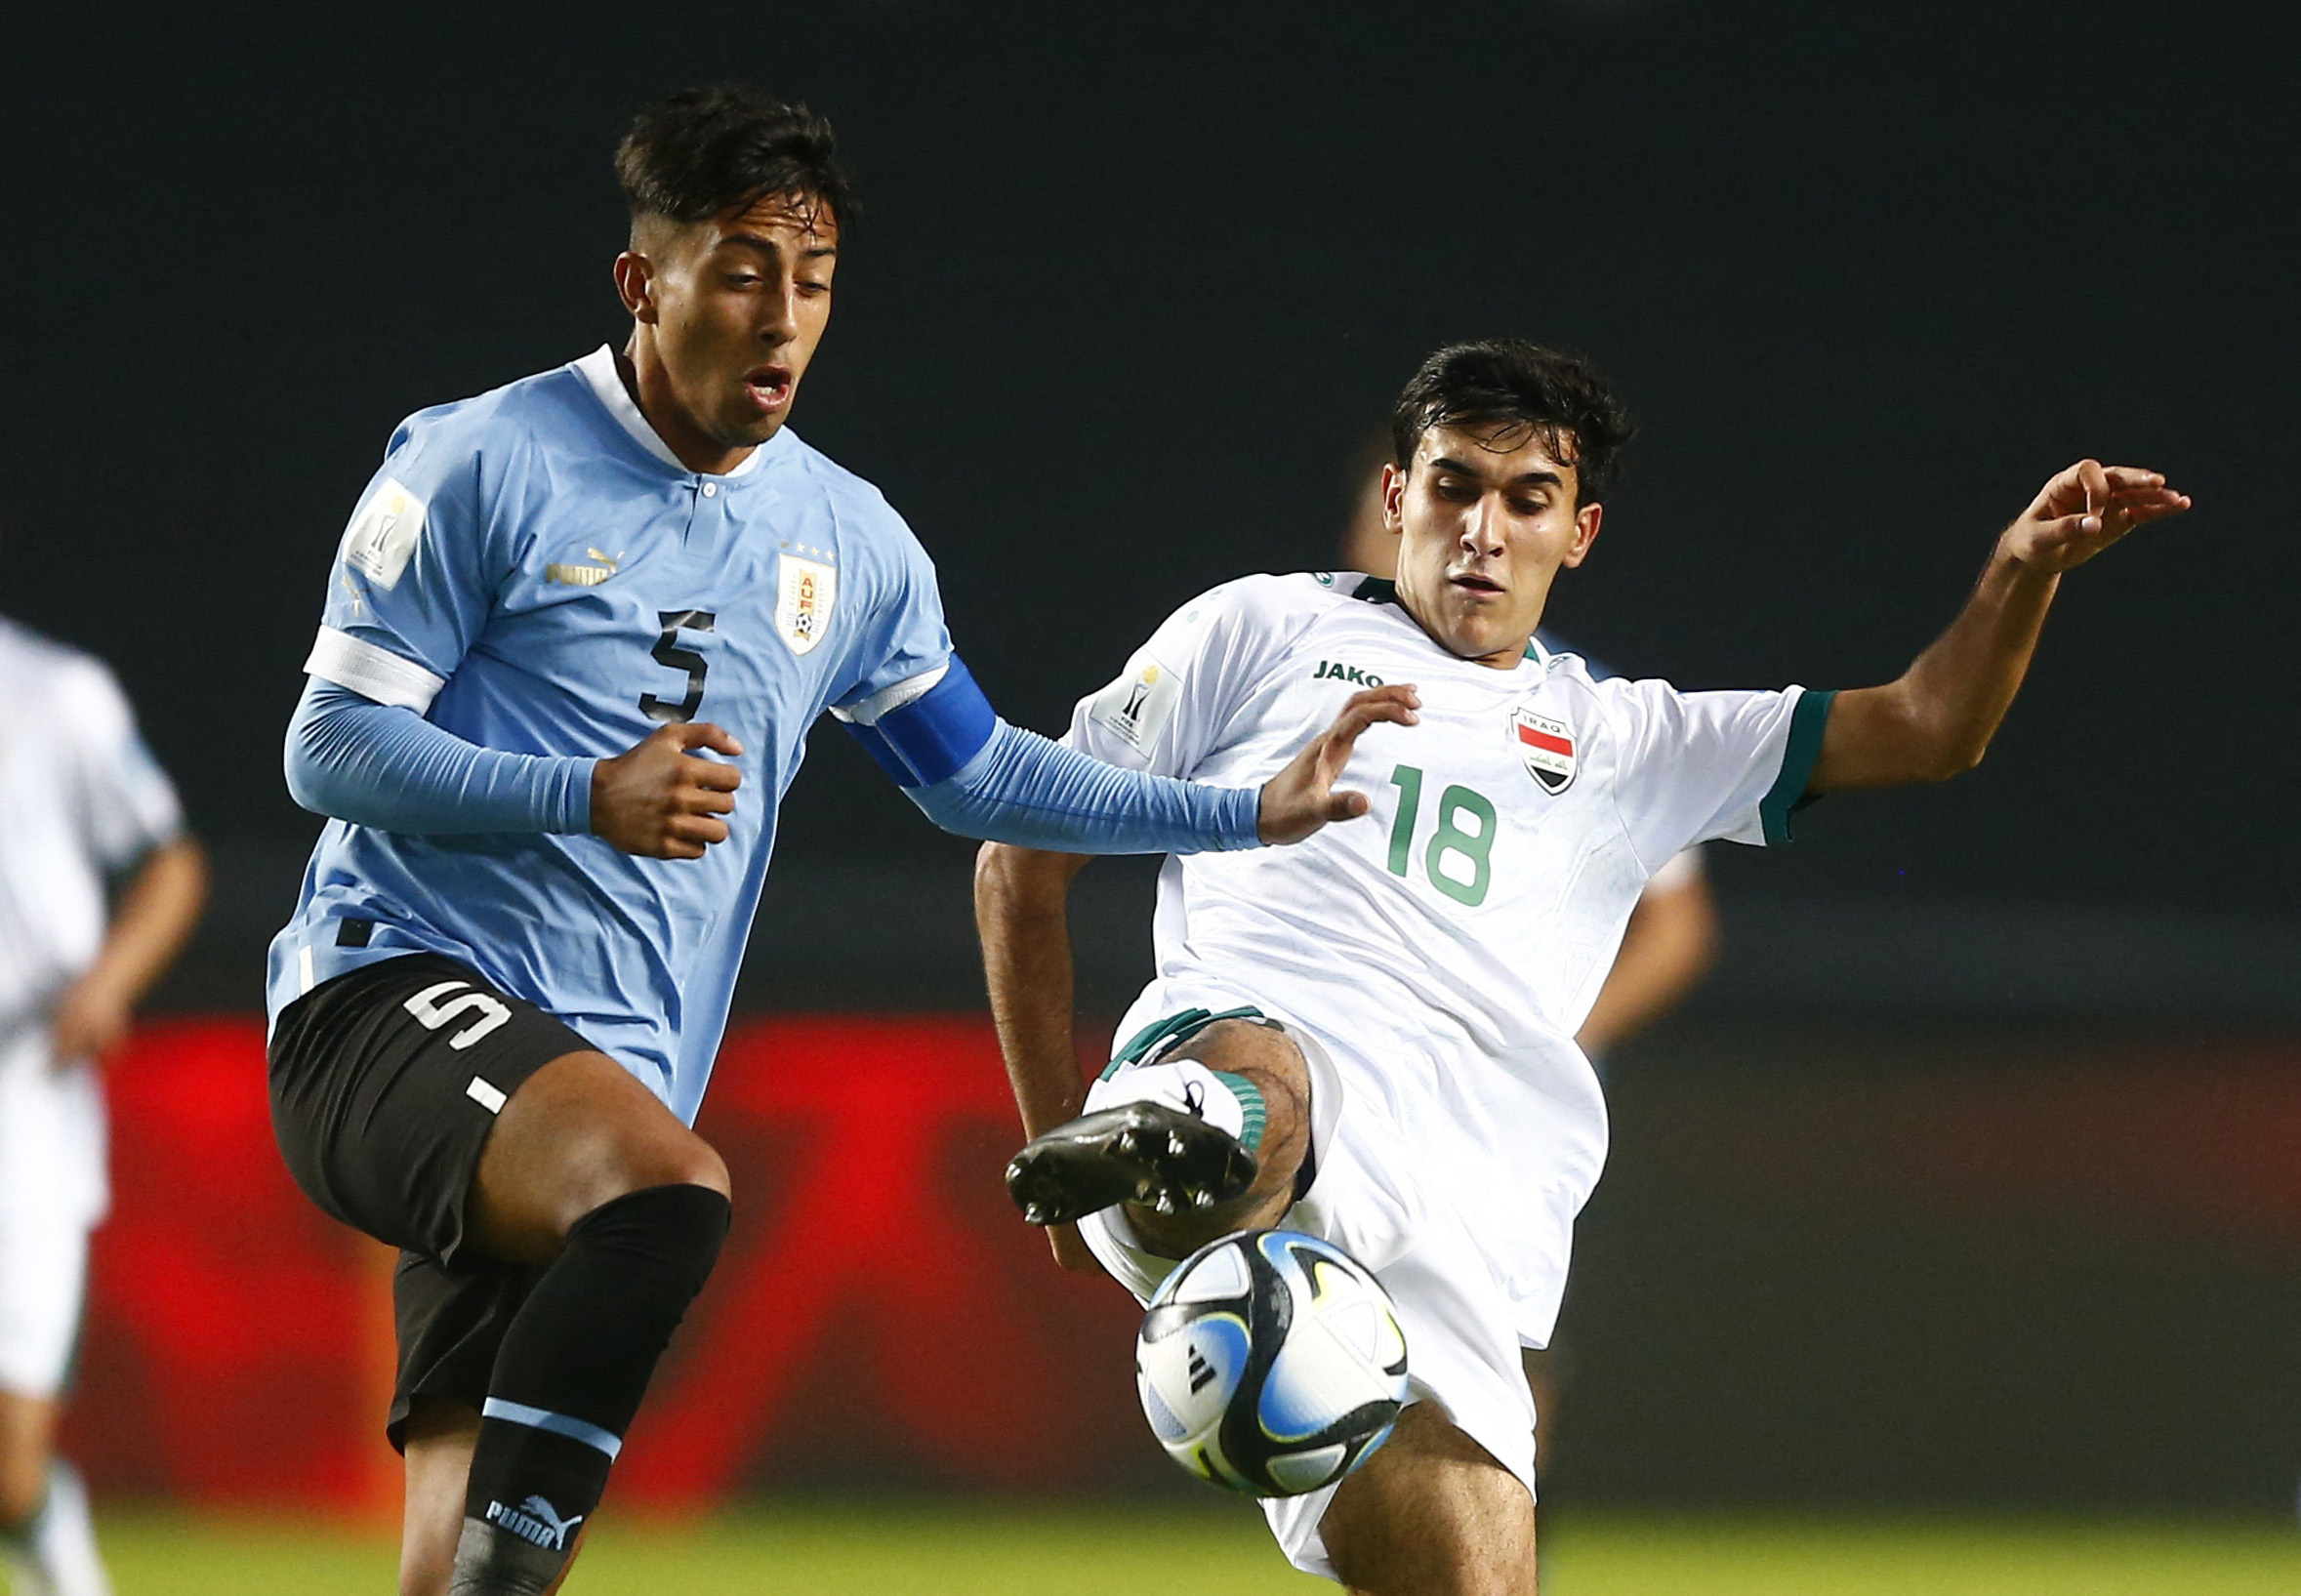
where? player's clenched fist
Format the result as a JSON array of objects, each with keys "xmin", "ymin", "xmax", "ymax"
[
  {"xmin": 2002, "ymin": 460, "xmax": 2191, "ymax": 574},
  {"xmin": 592, "ymin": 720, "xmax": 746, "ymax": 858},
  {"xmin": 1256, "ymin": 684, "xmax": 1421, "ymax": 845}
]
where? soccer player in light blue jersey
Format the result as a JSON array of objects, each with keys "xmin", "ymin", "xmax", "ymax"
[{"xmin": 263, "ymin": 86, "xmax": 1416, "ymax": 1596}]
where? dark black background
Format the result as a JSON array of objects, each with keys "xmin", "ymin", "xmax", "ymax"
[{"xmin": 4, "ymin": 0, "xmax": 2292, "ymax": 912}]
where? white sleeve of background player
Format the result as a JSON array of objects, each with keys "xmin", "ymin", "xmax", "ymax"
[
  {"xmin": 1605, "ymin": 678, "xmax": 1823, "ymax": 867},
  {"xmin": 1063, "ymin": 577, "xmax": 1295, "ymax": 780},
  {"xmin": 62, "ymin": 660, "xmax": 184, "ymax": 871}
]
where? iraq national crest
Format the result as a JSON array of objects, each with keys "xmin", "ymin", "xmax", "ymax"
[
  {"xmin": 1512, "ymin": 707, "xmax": 1577, "ymax": 795},
  {"xmin": 775, "ymin": 553, "xmax": 838, "ymax": 655}
]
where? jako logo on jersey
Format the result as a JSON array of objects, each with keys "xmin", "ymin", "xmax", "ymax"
[
  {"xmin": 1313, "ymin": 660, "xmax": 1386, "ymax": 687},
  {"xmin": 484, "ymin": 1494, "xmax": 585, "ymax": 1551},
  {"xmin": 1512, "ymin": 708, "xmax": 1577, "ymax": 794},
  {"xmin": 776, "ymin": 553, "xmax": 838, "ymax": 655},
  {"xmin": 546, "ymin": 548, "xmax": 622, "ymax": 587}
]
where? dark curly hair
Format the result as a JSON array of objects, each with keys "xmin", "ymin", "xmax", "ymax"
[
  {"xmin": 614, "ymin": 84, "xmax": 852, "ymax": 233},
  {"xmin": 1390, "ymin": 341, "xmax": 1636, "ymax": 505}
]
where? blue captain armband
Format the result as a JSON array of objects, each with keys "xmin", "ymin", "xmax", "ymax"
[
  {"xmin": 832, "ymin": 654, "xmax": 1259, "ymax": 855},
  {"xmin": 832, "ymin": 657, "xmax": 999, "ymax": 787}
]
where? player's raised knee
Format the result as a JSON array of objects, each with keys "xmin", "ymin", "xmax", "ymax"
[{"xmin": 605, "ymin": 1128, "xmax": 729, "ymax": 1207}]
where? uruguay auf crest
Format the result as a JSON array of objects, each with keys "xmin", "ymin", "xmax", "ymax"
[{"xmin": 775, "ymin": 553, "xmax": 837, "ymax": 655}]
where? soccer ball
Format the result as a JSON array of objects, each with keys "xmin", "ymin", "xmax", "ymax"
[{"xmin": 1135, "ymin": 1229, "xmax": 1410, "ymax": 1497}]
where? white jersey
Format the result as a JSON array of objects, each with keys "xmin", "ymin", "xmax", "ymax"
[
  {"xmin": 1066, "ymin": 573, "xmax": 1828, "ymax": 1327},
  {"xmin": 0, "ymin": 619, "xmax": 182, "ymax": 1260},
  {"xmin": 0, "ymin": 619, "xmax": 183, "ymax": 1034}
]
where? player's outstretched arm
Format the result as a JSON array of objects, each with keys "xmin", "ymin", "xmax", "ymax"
[
  {"xmin": 842, "ymin": 654, "xmax": 1419, "ymax": 854},
  {"xmin": 1810, "ymin": 461, "xmax": 2191, "ymax": 793},
  {"xmin": 974, "ymin": 842, "xmax": 1102, "ymax": 1272}
]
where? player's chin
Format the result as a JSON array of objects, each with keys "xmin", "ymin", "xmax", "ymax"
[{"xmin": 715, "ymin": 407, "xmax": 788, "ymax": 447}]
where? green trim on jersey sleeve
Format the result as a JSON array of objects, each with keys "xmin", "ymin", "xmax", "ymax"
[{"xmin": 1759, "ymin": 687, "xmax": 1837, "ymax": 845}]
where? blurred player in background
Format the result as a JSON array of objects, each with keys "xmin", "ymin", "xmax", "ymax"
[
  {"xmin": 0, "ymin": 613, "xmax": 206, "ymax": 1596},
  {"xmin": 265, "ymin": 86, "xmax": 1396, "ymax": 1596},
  {"xmin": 980, "ymin": 341, "xmax": 2188, "ymax": 1590}
]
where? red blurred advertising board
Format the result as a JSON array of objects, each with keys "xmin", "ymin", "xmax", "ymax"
[
  {"xmin": 61, "ymin": 1017, "xmax": 2301, "ymax": 1510},
  {"xmin": 66, "ymin": 1015, "xmax": 1147, "ymax": 1510}
]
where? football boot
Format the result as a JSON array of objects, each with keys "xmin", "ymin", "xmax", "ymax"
[{"xmin": 1006, "ymin": 1101, "xmax": 1257, "ymax": 1226}]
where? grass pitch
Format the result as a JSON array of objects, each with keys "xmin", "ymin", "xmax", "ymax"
[{"xmin": 91, "ymin": 1504, "xmax": 2301, "ymax": 1594}]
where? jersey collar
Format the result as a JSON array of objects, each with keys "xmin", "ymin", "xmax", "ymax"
[
  {"xmin": 1349, "ymin": 573, "xmax": 1551, "ymax": 675},
  {"xmin": 574, "ymin": 346, "xmax": 772, "ymax": 479}
]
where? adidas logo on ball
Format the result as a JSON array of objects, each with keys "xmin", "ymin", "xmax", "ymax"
[{"xmin": 1135, "ymin": 1229, "xmax": 1409, "ymax": 1498}]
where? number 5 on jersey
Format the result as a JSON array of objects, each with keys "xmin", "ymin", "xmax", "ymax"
[
  {"xmin": 1386, "ymin": 764, "xmax": 1497, "ymax": 908},
  {"xmin": 640, "ymin": 609, "xmax": 717, "ymax": 723}
]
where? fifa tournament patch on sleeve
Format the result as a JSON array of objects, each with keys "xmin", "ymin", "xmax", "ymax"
[
  {"xmin": 341, "ymin": 477, "xmax": 427, "ymax": 590},
  {"xmin": 1088, "ymin": 647, "xmax": 1185, "ymax": 756}
]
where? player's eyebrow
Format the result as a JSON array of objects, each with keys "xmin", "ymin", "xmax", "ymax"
[
  {"xmin": 1429, "ymin": 455, "xmax": 1563, "ymax": 489},
  {"xmin": 718, "ymin": 231, "xmax": 840, "ymax": 260}
]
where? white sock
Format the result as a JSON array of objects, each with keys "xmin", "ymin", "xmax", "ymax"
[
  {"xmin": 1104, "ymin": 1060, "xmax": 1266, "ymax": 1152},
  {"xmin": 21, "ymin": 1463, "xmax": 109, "ymax": 1596}
]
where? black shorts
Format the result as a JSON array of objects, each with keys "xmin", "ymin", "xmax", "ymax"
[{"xmin": 267, "ymin": 950, "xmax": 588, "ymax": 1448}]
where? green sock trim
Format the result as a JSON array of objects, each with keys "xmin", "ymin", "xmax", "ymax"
[
  {"xmin": 1100, "ymin": 1004, "xmax": 1267, "ymax": 1081},
  {"xmin": 1210, "ymin": 1070, "xmax": 1267, "ymax": 1153}
]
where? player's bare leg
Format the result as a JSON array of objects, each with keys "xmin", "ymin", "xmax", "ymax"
[
  {"xmin": 0, "ymin": 1391, "xmax": 56, "ymax": 1549},
  {"xmin": 401, "ymin": 1399, "xmax": 477, "ymax": 1596},
  {"xmin": 0, "ymin": 1389, "xmax": 110, "ymax": 1596},
  {"xmin": 398, "ymin": 1050, "xmax": 728, "ymax": 1596},
  {"xmin": 459, "ymin": 1051, "xmax": 728, "ymax": 1265},
  {"xmin": 1119, "ymin": 1018, "xmax": 1311, "ymax": 1258},
  {"xmin": 1320, "ymin": 1402, "xmax": 1538, "ymax": 1596},
  {"xmin": 0, "ymin": 1390, "xmax": 107, "ymax": 1596},
  {"xmin": 1007, "ymin": 1016, "xmax": 1313, "ymax": 1256}
]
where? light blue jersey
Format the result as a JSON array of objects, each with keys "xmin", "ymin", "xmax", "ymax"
[{"xmin": 268, "ymin": 348, "xmax": 961, "ymax": 1123}]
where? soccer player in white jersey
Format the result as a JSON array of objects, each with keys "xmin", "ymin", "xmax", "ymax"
[
  {"xmin": 1340, "ymin": 450, "xmax": 1718, "ymax": 1061},
  {"xmin": 978, "ymin": 341, "xmax": 2190, "ymax": 1592},
  {"xmin": 264, "ymin": 88, "xmax": 1400, "ymax": 1596},
  {"xmin": 0, "ymin": 618, "xmax": 206, "ymax": 1596}
]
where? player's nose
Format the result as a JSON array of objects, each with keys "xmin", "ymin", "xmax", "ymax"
[
  {"xmin": 1462, "ymin": 497, "xmax": 1504, "ymax": 554},
  {"xmin": 758, "ymin": 282, "xmax": 801, "ymax": 346}
]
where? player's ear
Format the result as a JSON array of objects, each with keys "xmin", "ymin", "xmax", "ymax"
[
  {"xmin": 1380, "ymin": 462, "xmax": 1407, "ymax": 533},
  {"xmin": 614, "ymin": 251, "xmax": 660, "ymax": 324},
  {"xmin": 1561, "ymin": 500, "xmax": 1603, "ymax": 569}
]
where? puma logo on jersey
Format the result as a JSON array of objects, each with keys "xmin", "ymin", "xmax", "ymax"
[
  {"xmin": 1512, "ymin": 708, "xmax": 1578, "ymax": 795},
  {"xmin": 1313, "ymin": 660, "xmax": 1387, "ymax": 687},
  {"xmin": 546, "ymin": 549, "xmax": 623, "ymax": 587}
]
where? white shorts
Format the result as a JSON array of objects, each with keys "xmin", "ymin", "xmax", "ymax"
[
  {"xmin": 1077, "ymin": 985, "xmax": 1547, "ymax": 1582},
  {"xmin": 0, "ymin": 1029, "xmax": 106, "ymax": 1398}
]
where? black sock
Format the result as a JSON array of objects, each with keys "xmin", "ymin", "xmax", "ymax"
[{"xmin": 450, "ymin": 1182, "xmax": 730, "ymax": 1595}]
